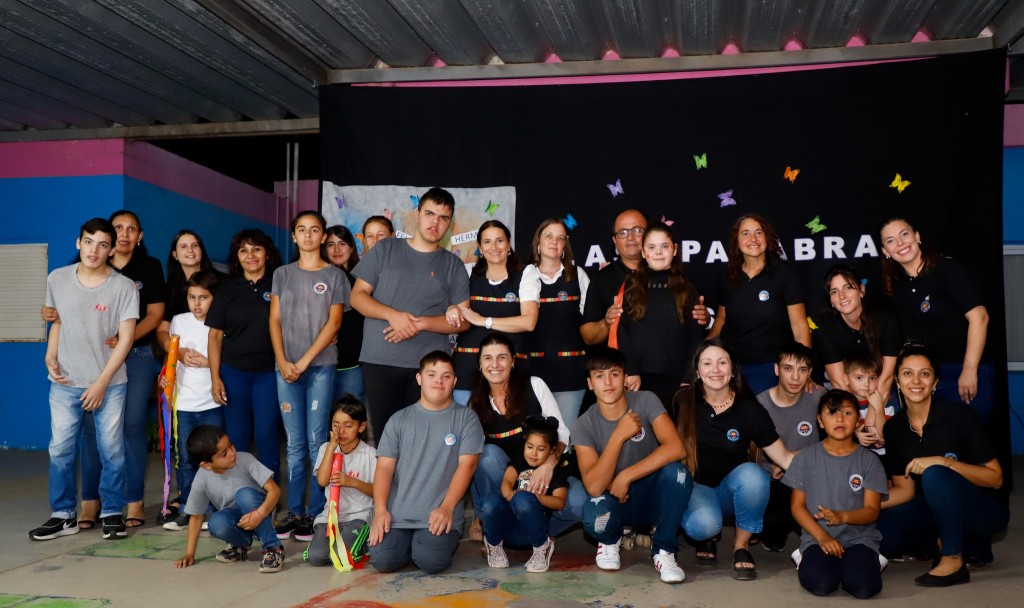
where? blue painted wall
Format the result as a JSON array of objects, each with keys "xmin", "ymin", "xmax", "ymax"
[{"xmin": 1004, "ymin": 149, "xmax": 1024, "ymax": 455}]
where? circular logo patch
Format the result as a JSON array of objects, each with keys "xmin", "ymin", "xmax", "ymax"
[
  {"xmin": 134, "ymin": 281, "xmax": 143, "ymax": 291},
  {"xmin": 444, "ymin": 433, "xmax": 457, "ymax": 446},
  {"xmin": 505, "ymin": 292, "xmax": 516, "ymax": 302},
  {"xmin": 557, "ymin": 290, "xmax": 568, "ymax": 301},
  {"xmin": 758, "ymin": 290, "xmax": 770, "ymax": 302},
  {"xmin": 849, "ymin": 474, "xmax": 864, "ymax": 492},
  {"xmin": 944, "ymin": 452, "xmax": 958, "ymax": 461},
  {"xmin": 262, "ymin": 291, "xmax": 272, "ymax": 302},
  {"xmin": 920, "ymin": 296, "xmax": 931, "ymax": 313},
  {"xmin": 726, "ymin": 429, "xmax": 740, "ymax": 442},
  {"xmin": 313, "ymin": 281, "xmax": 328, "ymax": 295},
  {"xmin": 629, "ymin": 427, "xmax": 646, "ymax": 442},
  {"xmin": 797, "ymin": 421, "xmax": 814, "ymax": 437}
]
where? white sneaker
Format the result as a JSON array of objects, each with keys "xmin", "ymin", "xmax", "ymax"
[
  {"xmin": 525, "ymin": 538, "xmax": 555, "ymax": 573},
  {"xmin": 596, "ymin": 540, "xmax": 621, "ymax": 570},
  {"xmin": 653, "ymin": 549, "xmax": 685, "ymax": 583},
  {"xmin": 484, "ymin": 538, "xmax": 509, "ymax": 568}
]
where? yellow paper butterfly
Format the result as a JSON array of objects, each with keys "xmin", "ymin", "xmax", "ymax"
[
  {"xmin": 890, "ymin": 173, "xmax": 911, "ymax": 194},
  {"xmin": 783, "ymin": 166, "xmax": 800, "ymax": 183},
  {"xmin": 807, "ymin": 316, "xmax": 818, "ymax": 331}
]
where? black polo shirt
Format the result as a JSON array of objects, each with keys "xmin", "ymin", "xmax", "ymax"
[
  {"xmin": 113, "ymin": 253, "xmax": 167, "ymax": 349},
  {"xmin": 205, "ymin": 274, "xmax": 275, "ymax": 373},
  {"xmin": 696, "ymin": 394, "xmax": 779, "ymax": 487},
  {"xmin": 719, "ymin": 260, "xmax": 803, "ymax": 364},
  {"xmin": 815, "ymin": 308, "xmax": 901, "ymax": 366},
  {"xmin": 883, "ymin": 397, "xmax": 995, "ymax": 489},
  {"xmin": 582, "ymin": 258, "xmax": 632, "ymax": 325},
  {"xmin": 888, "ymin": 258, "xmax": 986, "ymax": 363}
]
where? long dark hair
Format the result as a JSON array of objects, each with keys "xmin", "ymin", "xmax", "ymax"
[
  {"xmin": 879, "ymin": 217, "xmax": 940, "ymax": 297},
  {"xmin": 726, "ymin": 213, "xmax": 782, "ymax": 287},
  {"xmin": 324, "ymin": 225, "xmax": 360, "ymax": 270},
  {"xmin": 467, "ymin": 333, "xmax": 532, "ymax": 425},
  {"xmin": 624, "ymin": 222, "xmax": 691, "ymax": 324},
  {"xmin": 673, "ymin": 339, "xmax": 749, "ymax": 478},
  {"xmin": 529, "ymin": 218, "xmax": 576, "ymax": 282},
  {"xmin": 472, "ymin": 220, "xmax": 521, "ymax": 277},
  {"xmin": 227, "ymin": 229, "xmax": 283, "ymax": 277},
  {"xmin": 108, "ymin": 209, "xmax": 150, "ymax": 257},
  {"xmin": 823, "ymin": 265, "xmax": 883, "ymax": 363},
  {"xmin": 166, "ymin": 230, "xmax": 214, "ymax": 311}
]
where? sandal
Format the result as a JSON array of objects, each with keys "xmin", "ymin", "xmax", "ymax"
[
  {"xmin": 469, "ymin": 517, "xmax": 483, "ymax": 542},
  {"xmin": 694, "ymin": 538, "xmax": 717, "ymax": 564},
  {"xmin": 157, "ymin": 500, "xmax": 180, "ymax": 524},
  {"xmin": 733, "ymin": 548, "xmax": 757, "ymax": 580},
  {"xmin": 125, "ymin": 517, "xmax": 146, "ymax": 528},
  {"xmin": 78, "ymin": 519, "xmax": 96, "ymax": 531}
]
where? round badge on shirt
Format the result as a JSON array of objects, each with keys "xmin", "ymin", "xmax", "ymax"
[
  {"xmin": 726, "ymin": 429, "xmax": 740, "ymax": 442},
  {"xmin": 557, "ymin": 290, "xmax": 568, "ymax": 301},
  {"xmin": 758, "ymin": 290, "xmax": 770, "ymax": 302},
  {"xmin": 262, "ymin": 291, "xmax": 272, "ymax": 302},
  {"xmin": 797, "ymin": 421, "xmax": 814, "ymax": 436},
  {"xmin": 444, "ymin": 433, "xmax": 457, "ymax": 446},
  {"xmin": 920, "ymin": 296, "xmax": 931, "ymax": 313},
  {"xmin": 313, "ymin": 281, "xmax": 328, "ymax": 295},
  {"xmin": 849, "ymin": 474, "xmax": 864, "ymax": 492},
  {"xmin": 630, "ymin": 427, "xmax": 646, "ymax": 442},
  {"xmin": 504, "ymin": 292, "xmax": 516, "ymax": 302},
  {"xmin": 134, "ymin": 281, "xmax": 143, "ymax": 291},
  {"xmin": 944, "ymin": 452, "xmax": 958, "ymax": 461}
]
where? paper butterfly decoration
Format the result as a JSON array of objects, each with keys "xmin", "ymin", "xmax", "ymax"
[
  {"xmin": 660, "ymin": 214, "xmax": 674, "ymax": 227},
  {"xmin": 890, "ymin": 173, "xmax": 911, "ymax": 194},
  {"xmin": 485, "ymin": 200, "xmax": 500, "ymax": 216},
  {"xmin": 693, "ymin": 153, "xmax": 708, "ymax": 170},
  {"xmin": 805, "ymin": 215, "xmax": 827, "ymax": 234},
  {"xmin": 334, "ymin": 195, "xmax": 345, "ymax": 209},
  {"xmin": 607, "ymin": 179, "xmax": 624, "ymax": 197},
  {"xmin": 718, "ymin": 189, "xmax": 736, "ymax": 207},
  {"xmin": 783, "ymin": 166, "xmax": 800, "ymax": 183},
  {"xmin": 383, "ymin": 209, "xmax": 393, "ymax": 220},
  {"xmin": 563, "ymin": 213, "xmax": 578, "ymax": 230},
  {"xmin": 807, "ymin": 316, "xmax": 818, "ymax": 331},
  {"xmin": 355, "ymin": 233, "xmax": 366, "ymax": 247},
  {"xmin": 410, "ymin": 195, "xmax": 420, "ymax": 208}
]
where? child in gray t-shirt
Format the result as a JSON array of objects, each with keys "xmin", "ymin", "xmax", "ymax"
[{"xmin": 783, "ymin": 390, "xmax": 887, "ymax": 599}]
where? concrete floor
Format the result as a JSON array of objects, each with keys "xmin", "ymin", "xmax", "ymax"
[{"xmin": 1, "ymin": 450, "xmax": 1020, "ymax": 608}]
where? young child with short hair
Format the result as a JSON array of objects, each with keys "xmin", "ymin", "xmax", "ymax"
[
  {"xmin": 784, "ymin": 390, "xmax": 887, "ymax": 598},
  {"xmin": 163, "ymin": 270, "xmax": 223, "ymax": 531},
  {"xmin": 174, "ymin": 425, "xmax": 285, "ymax": 573},
  {"xmin": 843, "ymin": 356, "xmax": 894, "ymax": 454},
  {"xmin": 480, "ymin": 415, "xmax": 568, "ymax": 573},
  {"xmin": 305, "ymin": 396, "xmax": 375, "ymax": 566}
]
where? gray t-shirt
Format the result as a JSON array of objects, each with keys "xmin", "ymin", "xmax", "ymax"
[
  {"xmin": 571, "ymin": 391, "xmax": 667, "ymax": 477},
  {"xmin": 183, "ymin": 452, "xmax": 273, "ymax": 514},
  {"xmin": 271, "ymin": 263, "xmax": 349, "ymax": 367},
  {"xmin": 352, "ymin": 238, "xmax": 470, "ymax": 368},
  {"xmin": 782, "ymin": 442, "xmax": 888, "ymax": 553},
  {"xmin": 312, "ymin": 440, "xmax": 376, "ymax": 526},
  {"xmin": 376, "ymin": 401, "xmax": 484, "ymax": 529},
  {"xmin": 45, "ymin": 264, "xmax": 139, "ymax": 388},
  {"xmin": 755, "ymin": 387, "xmax": 825, "ymax": 473}
]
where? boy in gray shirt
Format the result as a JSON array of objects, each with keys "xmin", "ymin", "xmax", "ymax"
[
  {"xmin": 368, "ymin": 351, "xmax": 483, "ymax": 574},
  {"xmin": 571, "ymin": 347, "xmax": 692, "ymax": 584},
  {"xmin": 30, "ymin": 218, "xmax": 138, "ymax": 542},
  {"xmin": 351, "ymin": 188, "xmax": 471, "ymax": 440}
]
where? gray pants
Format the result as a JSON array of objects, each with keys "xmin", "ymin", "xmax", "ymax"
[
  {"xmin": 369, "ymin": 527, "xmax": 462, "ymax": 574},
  {"xmin": 307, "ymin": 520, "xmax": 368, "ymax": 567}
]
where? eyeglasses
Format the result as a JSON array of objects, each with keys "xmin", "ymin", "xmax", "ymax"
[
  {"xmin": 541, "ymin": 233, "xmax": 568, "ymax": 243},
  {"xmin": 613, "ymin": 226, "xmax": 646, "ymax": 239}
]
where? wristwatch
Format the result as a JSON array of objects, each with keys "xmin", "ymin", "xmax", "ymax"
[{"xmin": 485, "ymin": 317, "xmax": 493, "ymax": 330}]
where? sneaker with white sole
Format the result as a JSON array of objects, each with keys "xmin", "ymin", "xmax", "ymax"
[
  {"xmin": 274, "ymin": 512, "xmax": 301, "ymax": 539},
  {"xmin": 653, "ymin": 549, "xmax": 685, "ymax": 583},
  {"xmin": 101, "ymin": 515, "xmax": 127, "ymax": 539},
  {"xmin": 162, "ymin": 513, "xmax": 190, "ymax": 531},
  {"xmin": 29, "ymin": 516, "xmax": 79, "ymax": 541},
  {"xmin": 259, "ymin": 545, "xmax": 285, "ymax": 573},
  {"xmin": 216, "ymin": 544, "xmax": 250, "ymax": 563},
  {"xmin": 293, "ymin": 515, "xmax": 314, "ymax": 542},
  {"xmin": 484, "ymin": 538, "xmax": 509, "ymax": 568},
  {"xmin": 525, "ymin": 538, "xmax": 555, "ymax": 573},
  {"xmin": 596, "ymin": 539, "xmax": 621, "ymax": 570}
]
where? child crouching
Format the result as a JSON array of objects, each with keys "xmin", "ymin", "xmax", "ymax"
[
  {"xmin": 306, "ymin": 396, "xmax": 375, "ymax": 566},
  {"xmin": 174, "ymin": 425, "xmax": 285, "ymax": 573}
]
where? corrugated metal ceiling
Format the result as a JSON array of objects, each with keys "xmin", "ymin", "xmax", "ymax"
[{"xmin": 1, "ymin": 0, "xmax": 1023, "ymax": 141}]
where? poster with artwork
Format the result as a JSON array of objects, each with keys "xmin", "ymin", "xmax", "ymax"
[{"xmin": 322, "ymin": 182, "xmax": 516, "ymax": 263}]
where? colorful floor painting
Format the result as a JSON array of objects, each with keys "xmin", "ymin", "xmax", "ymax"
[
  {"xmin": 0, "ymin": 595, "xmax": 109, "ymax": 608},
  {"xmin": 68, "ymin": 531, "xmax": 224, "ymax": 561}
]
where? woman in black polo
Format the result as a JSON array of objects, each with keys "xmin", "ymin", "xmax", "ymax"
[
  {"xmin": 451, "ymin": 220, "xmax": 539, "ymax": 405},
  {"xmin": 709, "ymin": 214, "xmax": 810, "ymax": 394},
  {"xmin": 879, "ymin": 218, "xmax": 992, "ymax": 424},
  {"xmin": 324, "ymin": 225, "xmax": 365, "ymax": 405},
  {"xmin": 206, "ymin": 229, "xmax": 283, "ymax": 482},
  {"xmin": 877, "ymin": 344, "xmax": 1007, "ymax": 586},
  {"xmin": 156, "ymin": 229, "xmax": 218, "ymax": 352}
]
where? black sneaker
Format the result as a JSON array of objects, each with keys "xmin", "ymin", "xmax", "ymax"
[
  {"xmin": 274, "ymin": 512, "xmax": 301, "ymax": 540},
  {"xmin": 101, "ymin": 515, "xmax": 128, "ymax": 539},
  {"xmin": 293, "ymin": 515, "xmax": 314, "ymax": 542},
  {"xmin": 259, "ymin": 545, "xmax": 285, "ymax": 573},
  {"xmin": 29, "ymin": 516, "xmax": 79, "ymax": 541},
  {"xmin": 216, "ymin": 544, "xmax": 250, "ymax": 563},
  {"xmin": 162, "ymin": 513, "xmax": 190, "ymax": 531}
]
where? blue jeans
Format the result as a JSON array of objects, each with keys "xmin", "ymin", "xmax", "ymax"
[
  {"xmin": 207, "ymin": 487, "xmax": 281, "ymax": 549},
  {"xmin": 50, "ymin": 383, "xmax": 127, "ymax": 519},
  {"xmin": 582, "ymin": 462, "xmax": 693, "ymax": 554},
  {"xmin": 682, "ymin": 462, "xmax": 770, "ymax": 540},
  {"xmin": 480, "ymin": 491, "xmax": 551, "ymax": 548},
  {"xmin": 81, "ymin": 347, "xmax": 160, "ymax": 504},
  {"xmin": 219, "ymin": 364, "xmax": 281, "ymax": 483},
  {"xmin": 739, "ymin": 362, "xmax": 777, "ymax": 396},
  {"xmin": 936, "ymin": 362, "xmax": 994, "ymax": 426},
  {"xmin": 877, "ymin": 465, "xmax": 1009, "ymax": 560},
  {"xmin": 277, "ymin": 364, "xmax": 334, "ymax": 517},
  {"xmin": 470, "ymin": 444, "xmax": 585, "ymax": 536},
  {"xmin": 334, "ymin": 365, "xmax": 366, "ymax": 405},
  {"xmin": 552, "ymin": 390, "xmax": 585, "ymax": 430},
  {"xmin": 174, "ymin": 408, "xmax": 224, "ymax": 505},
  {"xmin": 370, "ymin": 527, "xmax": 461, "ymax": 574},
  {"xmin": 799, "ymin": 543, "xmax": 882, "ymax": 599}
]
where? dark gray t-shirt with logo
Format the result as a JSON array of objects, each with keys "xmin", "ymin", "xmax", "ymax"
[
  {"xmin": 571, "ymin": 391, "xmax": 667, "ymax": 477},
  {"xmin": 271, "ymin": 263, "xmax": 349, "ymax": 367},
  {"xmin": 755, "ymin": 387, "xmax": 825, "ymax": 473}
]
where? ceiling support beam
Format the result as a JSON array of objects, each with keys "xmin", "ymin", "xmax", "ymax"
[{"xmin": 0, "ymin": 118, "xmax": 320, "ymax": 143}]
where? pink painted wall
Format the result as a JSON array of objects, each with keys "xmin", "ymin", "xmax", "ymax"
[
  {"xmin": 1005, "ymin": 104, "xmax": 1024, "ymax": 147},
  {"xmin": 0, "ymin": 139, "xmax": 125, "ymax": 178}
]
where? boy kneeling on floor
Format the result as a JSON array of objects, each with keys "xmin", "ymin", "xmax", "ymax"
[{"xmin": 174, "ymin": 425, "xmax": 285, "ymax": 573}]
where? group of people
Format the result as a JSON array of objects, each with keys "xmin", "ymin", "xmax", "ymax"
[{"xmin": 31, "ymin": 191, "xmax": 1007, "ymax": 595}]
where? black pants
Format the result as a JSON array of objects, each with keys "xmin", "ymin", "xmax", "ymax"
[
  {"xmin": 361, "ymin": 363, "xmax": 421, "ymax": 444},
  {"xmin": 799, "ymin": 543, "xmax": 882, "ymax": 599},
  {"xmin": 761, "ymin": 479, "xmax": 798, "ymax": 548}
]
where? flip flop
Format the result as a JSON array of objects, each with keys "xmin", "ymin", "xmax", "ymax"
[
  {"xmin": 694, "ymin": 538, "xmax": 717, "ymax": 564},
  {"xmin": 733, "ymin": 548, "xmax": 757, "ymax": 580},
  {"xmin": 125, "ymin": 517, "xmax": 146, "ymax": 528},
  {"xmin": 78, "ymin": 519, "xmax": 96, "ymax": 531}
]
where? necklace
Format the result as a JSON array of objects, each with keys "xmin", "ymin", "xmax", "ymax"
[{"xmin": 708, "ymin": 391, "xmax": 735, "ymax": 411}]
